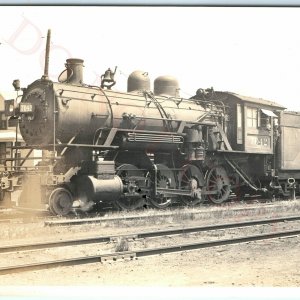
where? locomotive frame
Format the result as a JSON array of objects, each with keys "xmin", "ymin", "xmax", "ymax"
[{"xmin": 0, "ymin": 30, "xmax": 299, "ymax": 215}]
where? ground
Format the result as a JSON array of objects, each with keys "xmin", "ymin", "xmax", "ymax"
[
  {"xmin": 0, "ymin": 200, "xmax": 300, "ymax": 288},
  {"xmin": 1, "ymin": 236, "xmax": 300, "ymax": 287}
]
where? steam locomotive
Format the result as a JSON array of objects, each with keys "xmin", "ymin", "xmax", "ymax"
[{"xmin": 1, "ymin": 31, "xmax": 300, "ymax": 215}]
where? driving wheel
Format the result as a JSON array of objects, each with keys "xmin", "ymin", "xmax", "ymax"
[
  {"xmin": 148, "ymin": 164, "xmax": 176, "ymax": 209},
  {"xmin": 178, "ymin": 164, "xmax": 204, "ymax": 206},
  {"xmin": 115, "ymin": 164, "xmax": 145, "ymax": 210},
  {"xmin": 206, "ymin": 166, "xmax": 231, "ymax": 204}
]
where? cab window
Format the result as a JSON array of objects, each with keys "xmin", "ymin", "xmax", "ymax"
[{"xmin": 247, "ymin": 107, "xmax": 258, "ymax": 128}]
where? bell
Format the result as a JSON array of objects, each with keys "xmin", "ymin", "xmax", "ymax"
[
  {"xmin": 101, "ymin": 66, "xmax": 117, "ymax": 89},
  {"xmin": 102, "ymin": 68, "xmax": 114, "ymax": 82}
]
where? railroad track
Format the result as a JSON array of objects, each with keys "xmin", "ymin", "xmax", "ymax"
[
  {"xmin": 1, "ymin": 215, "xmax": 300, "ymax": 275},
  {"xmin": 44, "ymin": 201, "xmax": 299, "ymax": 226},
  {"xmin": 0, "ymin": 199, "xmax": 297, "ymax": 225}
]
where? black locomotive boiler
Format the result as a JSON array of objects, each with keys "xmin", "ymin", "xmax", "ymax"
[{"xmin": 1, "ymin": 31, "xmax": 300, "ymax": 215}]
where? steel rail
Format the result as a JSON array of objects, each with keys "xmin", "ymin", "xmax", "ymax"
[
  {"xmin": 2, "ymin": 215, "xmax": 300, "ymax": 254},
  {"xmin": 44, "ymin": 212, "xmax": 179, "ymax": 226},
  {"xmin": 44, "ymin": 205, "xmax": 298, "ymax": 226},
  {"xmin": 0, "ymin": 228, "xmax": 300, "ymax": 275}
]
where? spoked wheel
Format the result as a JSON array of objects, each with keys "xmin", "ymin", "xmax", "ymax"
[
  {"xmin": 149, "ymin": 164, "xmax": 176, "ymax": 209},
  {"xmin": 178, "ymin": 164, "xmax": 204, "ymax": 206},
  {"xmin": 115, "ymin": 164, "xmax": 146, "ymax": 210},
  {"xmin": 49, "ymin": 187, "xmax": 73, "ymax": 216},
  {"xmin": 206, "ymin": 166, "xmax": 231, "ymax": 204}
]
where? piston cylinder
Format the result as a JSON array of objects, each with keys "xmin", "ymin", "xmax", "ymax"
[{"xmin": 76, "ymin": 175, "xmax": 123, "ymax": 203}]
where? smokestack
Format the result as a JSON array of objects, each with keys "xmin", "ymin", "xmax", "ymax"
[{"xmin": 65, "ymin": 58, "xmax": 84, "ymax": 85}]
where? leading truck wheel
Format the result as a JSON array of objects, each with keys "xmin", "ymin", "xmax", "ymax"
[
  {"xmin": 206, "ymin": 166, "xmax": 231, "ymax": 204},
  {"xmin": 49, "ymin": 187, "xmax": 73, "ymax": 216}
]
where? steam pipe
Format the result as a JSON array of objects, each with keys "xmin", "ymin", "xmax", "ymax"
[{"xmin": 42, "ymin": 29, "xmax": 51, "ymax": 80}]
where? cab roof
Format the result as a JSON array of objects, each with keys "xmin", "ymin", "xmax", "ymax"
[{"xmin": 220, "ymin": 91, "xmax": 286, "ymax": 110}]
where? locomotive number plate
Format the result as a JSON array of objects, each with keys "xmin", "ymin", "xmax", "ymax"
[
  {"xmin": 20, "ymin": 103, "xmax": 34, "ymax": 113},
  {"xmin": 248, "ymin": 135, "xmax": 270, "ymax": 148}
]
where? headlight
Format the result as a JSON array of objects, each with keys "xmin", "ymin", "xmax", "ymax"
[{"xmin": 5, "ymin": 99, "xmax": 15, "ymax": 116}]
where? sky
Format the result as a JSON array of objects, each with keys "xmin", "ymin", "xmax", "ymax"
[{"xmin": 1, "ymin": 6, "xmax": 300, "ymax": 110}]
